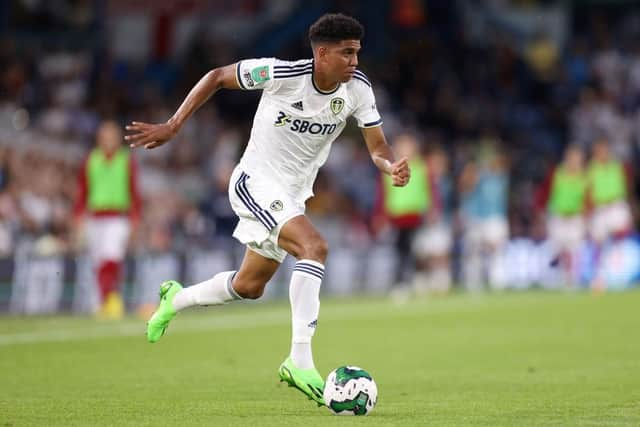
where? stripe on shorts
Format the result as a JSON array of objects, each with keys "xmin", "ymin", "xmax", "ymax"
[{"xmin": 234, "ymin": 172, "xmax": 277, "ymax": 231}]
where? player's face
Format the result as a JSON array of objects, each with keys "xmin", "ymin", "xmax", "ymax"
[{"xmin": 325, "ymin": 40, "xmax": 361, "ymax": 82}]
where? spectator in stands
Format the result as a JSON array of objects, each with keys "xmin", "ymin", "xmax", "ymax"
[{"xmin": 73, "ymin": 120, "xmax": 141, "ymax": 318}]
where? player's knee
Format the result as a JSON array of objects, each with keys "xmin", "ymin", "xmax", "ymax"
[{"xmin": 300, "ymin": 238, "xmax": 329, "ymax": 262}]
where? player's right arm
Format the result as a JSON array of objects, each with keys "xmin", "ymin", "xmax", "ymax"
[{"xmin": 126, "ymin": 63, "xmax": 240, "ymax": 149}]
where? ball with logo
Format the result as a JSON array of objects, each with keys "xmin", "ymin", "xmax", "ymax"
[{"xmin": 323, "ymin": 366, "xmax": 377, "ymax": 416}]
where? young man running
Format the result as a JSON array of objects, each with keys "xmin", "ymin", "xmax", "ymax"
[{"xmin": 126, "ymin": 13, "xmax": 410, "ymax": 406}]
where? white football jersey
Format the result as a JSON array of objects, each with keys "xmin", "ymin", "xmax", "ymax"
[{"xmin": 235, "ymin": 57, "xmax": 382, "ymax": 202}]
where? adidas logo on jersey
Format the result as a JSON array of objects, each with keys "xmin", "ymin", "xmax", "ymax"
[{"xmin": 291, "ymin": 101, "xmax": 304, "ymax": 111}]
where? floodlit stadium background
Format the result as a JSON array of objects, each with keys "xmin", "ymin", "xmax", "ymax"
[{"xmin": 2, "ymin": 0, "xmax": 640, "ymax": 315}]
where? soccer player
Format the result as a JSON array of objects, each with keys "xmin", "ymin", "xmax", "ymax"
[{"xmin": 126, "ymin": 13, "xmax": 410, "ymax": 406}]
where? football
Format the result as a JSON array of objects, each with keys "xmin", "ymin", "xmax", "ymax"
[{"xmin": 323, "ymin": 366, "xmax": 378, "ymax": 416}]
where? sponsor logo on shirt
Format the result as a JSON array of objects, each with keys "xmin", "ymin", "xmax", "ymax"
[{"xmin": 273, "ymin": 111, "xmax": 338, "ymax": 135}]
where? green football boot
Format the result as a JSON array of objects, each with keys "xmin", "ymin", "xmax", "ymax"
[
  {"xmin": 279, "ymin": 357, "xmax": 325, "ymax": 406},
  {"xmin": 146, "ymin": 280, "xmax": 183, "ymax": 343}
]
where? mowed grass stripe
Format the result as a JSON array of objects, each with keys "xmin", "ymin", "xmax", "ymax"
[
  {"xmin": 0, "ymin": 291, "xmax": 636, "ymax": 345},
  {"xmin": 1, "ymin": 291, "xmax": 640, "ymax": 426}
]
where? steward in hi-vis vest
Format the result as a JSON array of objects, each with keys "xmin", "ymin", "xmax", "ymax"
[
  {"xmin": 537, "ymin": 145, "xmax": 588, "ymax": 287},
  {"xmin": 586, "ymin": 138, "xmax": 633, "ymax": 243},
  {"xmin": 73, "ymin": 120, "xmax": 141, "ymax": 319},
  {"xmin": 375, "ymin": 133, "xmax": 430, "ymax": 285}
]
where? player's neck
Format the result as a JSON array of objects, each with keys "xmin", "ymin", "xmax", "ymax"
[{"xmin": 312, "ymin": 66, "xmax": 340, "ymax": 93}]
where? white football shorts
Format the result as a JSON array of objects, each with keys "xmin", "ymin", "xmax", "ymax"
[{"xmin": 228, "ymin": 166, "xmax": 305, "ymax": 263}]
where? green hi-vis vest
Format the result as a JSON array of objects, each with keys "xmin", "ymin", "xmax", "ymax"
[
  {"xmin": 87, "ymin": 148, "xmax": 131, "ymax": 212},
  {"xmin": 383, "ymin": 158, "xmax": 430, "ymax": 217},
  {"xmin": 548, "ymin": 167, "xmax": 587, "ymax": 216},
  {"xmin": 588, "ymin": 161, "xmax": 627, "ymax": 206}
]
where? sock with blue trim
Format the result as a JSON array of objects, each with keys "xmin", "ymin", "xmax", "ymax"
[
  {"xmin": 171, "ymin": 270, "xmax": 241, "ymax": 311},
  {"xmin": 289, "ymin": 260, "xmax": 324, "ymax": 369}
]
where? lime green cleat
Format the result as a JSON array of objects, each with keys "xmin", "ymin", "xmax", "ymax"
[
  {"xmin": 278, "ymin": 357, "xmax": 325, "ymax": 406},
  {"xmin": 146, "ymin": 280, "xmax": 183, "ymax": 343}
]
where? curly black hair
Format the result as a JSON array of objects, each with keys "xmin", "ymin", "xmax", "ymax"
[{"xmin": 308, "ymin": 13, "xmax": 364, "ymax": 45}]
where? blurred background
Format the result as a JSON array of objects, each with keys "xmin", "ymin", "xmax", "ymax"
[{"xmin": 2, "ymin": 0, "xmax": 640, "ymax": 317}]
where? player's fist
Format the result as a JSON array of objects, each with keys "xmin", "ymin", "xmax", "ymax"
[
  {"xmin": 125, "ymin": 121, "xmax": 178, "ymax": 149},
  {"xmin": 390, "ymin": 157, "xmax": 410, "ymax": 187}
]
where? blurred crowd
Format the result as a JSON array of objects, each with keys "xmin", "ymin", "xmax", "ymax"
[{"xmin": 1, "ymin": 0, "xmax": 640, "ymax": 293}]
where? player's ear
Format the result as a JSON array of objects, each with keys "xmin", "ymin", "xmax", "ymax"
[{"xmin": 316, "ymin": 45, "xmax": 328, "ymax": 59}]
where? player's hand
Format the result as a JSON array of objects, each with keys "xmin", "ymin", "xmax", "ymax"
[
  {"xmin": 125, "ymin": 121, "xmax": 178, "ymax": 149},
  {"xmin": 390, "ymin": 157, "xmax": 410, "ymax": 187}
]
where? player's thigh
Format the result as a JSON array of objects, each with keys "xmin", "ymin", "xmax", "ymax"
[
  {"xmin": 234, "ymin": 247, "xmax": 280, "ymax": 290},
  {"xmin": 278, "ymin": 215, "xmax": 328, "ymax": 261}
]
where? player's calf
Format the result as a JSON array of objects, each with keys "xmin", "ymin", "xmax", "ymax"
[{"xmin": 231, "ymin": 277, "xmax": 267, "ymax": 299}]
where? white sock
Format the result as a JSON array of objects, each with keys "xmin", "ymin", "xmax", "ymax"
[
  {"xmin": 289, "ymin": 260, "xmax": 323, "ymax": 369},
  {"xmin": 171, "ymin": 270, "xmax": 241, "ymax": 311}
]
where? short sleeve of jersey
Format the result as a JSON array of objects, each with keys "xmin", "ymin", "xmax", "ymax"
[
  {"xmin": 235, "ymin": 58, "xmax": 279, "ymax": 92},
  {"xmin": 352, "ymin": 82, "xmax": 383, "ymax": 128}
]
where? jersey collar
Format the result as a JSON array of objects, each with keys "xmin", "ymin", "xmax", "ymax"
[{"xmin": 311, "ymin": 60, "xmax": 341, "ymax": 95}]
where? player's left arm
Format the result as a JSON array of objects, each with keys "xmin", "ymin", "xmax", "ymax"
[{"xmin": 361, "ymin": 125, "xmax": 410, "ymax": 187}]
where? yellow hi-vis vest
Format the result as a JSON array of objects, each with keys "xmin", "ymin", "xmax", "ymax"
[
  {"xmin": 87, "ymin": 148, "xmax": 131, "ymax": 212},
  {"xmin": 383, "ymin": 158, "xmax": 430, "ymax": 217},
  {"xmin": 588, "ymin": 161, "xmax": 627, "ymax": 206},
  {"xmin": 548, "ymin": 167, "xmax": 587, "ymax": 216}
]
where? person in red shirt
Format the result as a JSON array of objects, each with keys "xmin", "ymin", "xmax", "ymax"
[{"xmin": 74, "ymin": 120, "xmax": 141, "ymax": 318}]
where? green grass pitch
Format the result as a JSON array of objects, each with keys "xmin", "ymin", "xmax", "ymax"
[{"xmin": 1, "ymin": 290, "xmax": 639, "ymax": 426}]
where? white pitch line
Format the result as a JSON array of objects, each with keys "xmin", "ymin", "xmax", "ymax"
[
  {"xmin": 0, "ymin": 310, "xmax": 290, "ymax": 346},
  {"xmin": 0, "ymin": 298, "xmax": 449, "ymax": 346}
]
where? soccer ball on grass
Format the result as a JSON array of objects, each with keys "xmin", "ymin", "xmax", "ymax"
[{"xmin": 323, "ymin": 366, "xmax": 377, "ymax": 415}]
